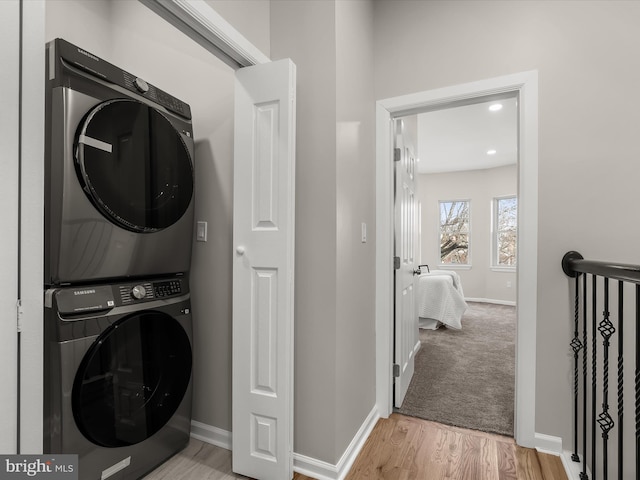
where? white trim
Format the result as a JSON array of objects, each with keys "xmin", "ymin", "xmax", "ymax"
[
  {"xmin": 465, "ymin": 297, "xmax": 516, "ymax": 307},
  {"xmin": 534, "ymin": 432, "xmax": 562, "ymax": 455},
  {"xmin": 138, "ymin": 0, "xmax": 269, "ymax": 67},
  {"xmin": 19, "ymin": 0, "xmax": 45, "ymax": 453},
  {"xmin": 0, "ymin": 0, "xmax": 21, "ymax": 455},
  {"xmin": 375, "ymin": 103, "xmax": 395, "ymax": 416},
  {"xmin": 534, "ymin": 434, "xmax": 584, "ymax": 480},
  {"xmin": 490, "ymin": 266, "xmax": 517, "ymax": 273},
  {"xmin": 376, "ymin": 70, "xmax": 539, "ymax": 449},
  {"xmin": 412, "ymin": 339, "xmax": 421, "ymax": 357},
  {"xmin": 190, "ymin": 420, "xmax": 233, "ymax": 450},
  {"xmin": 437, "ymin": 264, "xmax": 472, "ymax": 270},
  {"xmin": 293, "ymin": 406, "xmax": 379, "ymax": 480}
]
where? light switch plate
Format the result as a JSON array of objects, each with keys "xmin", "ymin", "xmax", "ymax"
[{"xmin": 196, "ymin": 221, "xmax": 208, "ymax": 242}]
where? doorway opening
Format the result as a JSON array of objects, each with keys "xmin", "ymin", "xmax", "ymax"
[
  {"xmin": 392, "ymin": 95, "xmax": 519, "ymax": 437},
  {"xmin": 376, "ymin": 70, "xmax": 538, "ymax": 448}
]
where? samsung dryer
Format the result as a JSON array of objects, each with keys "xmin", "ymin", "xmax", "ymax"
[
  {"xmin": 45, "ymin": 38, "xmax": 195, "ymax": 286},
  {"xmin": 44, "ymin": 276, "xmax": 193, "ymax": 479}
]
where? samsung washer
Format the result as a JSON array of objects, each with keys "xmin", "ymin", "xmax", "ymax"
[
  {"xmin": 44, "ymin": 276, "xmax": 193, "ymax": 479},
  {"xmin": 45, "ymin": 38, "xmax": 195, "ymax": 286}
]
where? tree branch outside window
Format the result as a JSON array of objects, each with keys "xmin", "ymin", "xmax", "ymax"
[
  {"xmin": 439, "ymin": 200, "xmax": 470, "ymax": 264},
  {"xmin": 495, "ymin": 196, "xmax": 517, "ymax": 266}
]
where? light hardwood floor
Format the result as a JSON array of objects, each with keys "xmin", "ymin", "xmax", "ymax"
[{"xmin": 144, "ymin": 414, "xmax": 567, "ymax": 480}]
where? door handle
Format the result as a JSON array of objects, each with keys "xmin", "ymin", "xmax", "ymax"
[
  {"xmin": 413, "ymin": 265, "xmax": 430, "ymax": 275},
  {"xmin": 236, "ymin": 246, "xmax": 246, "ymax": 255}
]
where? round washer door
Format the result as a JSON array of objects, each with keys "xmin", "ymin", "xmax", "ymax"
[
  {"xmin": 74, "ymin": 99, "xmax": 194, "ymax": 233},
  {"xmin": 72, "ymin": 311, "xmax": 192, "ymax": 448}
]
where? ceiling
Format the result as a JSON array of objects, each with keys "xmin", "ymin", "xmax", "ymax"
[{"xmin": 414, "ymin": 96, "xmax": 518, "ymax": 174}]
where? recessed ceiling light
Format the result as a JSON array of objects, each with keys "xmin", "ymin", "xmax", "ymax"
[
  {"xmin": 489, "ymin": 103, "xmax": 503, "ymax": 112},
  {"xmin": 487, "ymin": 149, "xmax": 497, "ymax": 155}
]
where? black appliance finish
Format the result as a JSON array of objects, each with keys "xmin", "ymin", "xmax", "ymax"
[
  {"xmin": 44, "ymin": 277, "xmax": 193, "ymax": 479},
  {"xmin": 45, "ymin": 38, "xmax": 195, "ymax": 286}
]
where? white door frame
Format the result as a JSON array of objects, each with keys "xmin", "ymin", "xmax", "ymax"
[
  {"xmin": 2, "ymin": 0, "xmax": 45, "ymax": 454},
  {"xmin": 375, "ymin": 71, "xmax": 539, "ymax": 448},
  {"xmin": 0, "ymin": 0, "xmax": 22, "ymax": 454}
]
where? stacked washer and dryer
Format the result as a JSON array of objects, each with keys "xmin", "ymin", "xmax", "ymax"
[{"xmin": 44, "ymin": 38, "xmax": 195, "ymax": 479}]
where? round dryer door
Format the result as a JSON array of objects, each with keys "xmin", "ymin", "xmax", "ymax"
[
  {"xmin": 72, "ymin": 311, "xmax": 192, "ymax": 447},
  {"xmin": 74, "ymin": 99, "xmax": 194, "ymax": 233}
]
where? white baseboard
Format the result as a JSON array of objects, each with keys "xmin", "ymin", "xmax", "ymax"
[
  {"xmin": 534, "ymin": 433, "xmax": 589, "ymax": 480},
  {"xmin": 293, "ymin": 406, "xmax": 380, "ymax": 480},
  {"xmin": 190, "ymin": 406, "xmax": 380, "ymax": 480},
  {"xmin": 412, "ymin": 339, "xmax": 421, "ymax": 357},
  {"xmin": 190, "ymin": 420, "xmax": 232, "ymax": 450},
  {"xmin": 465, "ymin": 297, "xmax": 516, "ymax": 306},
  {"xmin": 534, "ymin": 432, "xmax": 562, "ymax": 455}
]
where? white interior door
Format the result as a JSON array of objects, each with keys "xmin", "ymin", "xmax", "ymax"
[
  {"xmin": 232, "ymin": 58, "xmax": 296, "ymax": 480},
  {"xmin": 393, "ymin": 119, "xmax": 419, "ymax": 408}
]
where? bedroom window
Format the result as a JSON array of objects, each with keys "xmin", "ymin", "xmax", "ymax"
[
  {"xmin": 439, "ymin": 200, "xmax": 470, "ymax": 265},
  {"xmin": 493, "ymin": 196, "xmax": 518, "ymax": 267}
]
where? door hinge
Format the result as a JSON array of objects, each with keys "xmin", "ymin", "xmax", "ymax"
[
  {"xmin": 16, "ymin": 299, "xmax": 23, "ymax": 333},
  {"xmin": 393, "ymin": 148, "xmax": 401, "ymax": 162},
  {"xmin": 393, "ymin": 364, "xmax": 400, "ymax": 377},
  {"xmin": 394, "ymin": 256, "xmax": 401, "ymax": 269}
]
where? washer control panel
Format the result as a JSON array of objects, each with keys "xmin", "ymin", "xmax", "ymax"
[
  {"xmin": 119, "ymin": 279, "xmax": 184, "ymax": 305},
  {"xmin": 53, "ymin": 277, "xmax": 188, "ymax": 316}
]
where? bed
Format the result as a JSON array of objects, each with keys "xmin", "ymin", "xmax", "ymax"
[{"xmin": 416, "ymin": 269, "xmax": 468, "ymax": 330}]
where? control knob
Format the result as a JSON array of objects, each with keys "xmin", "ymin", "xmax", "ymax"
[
  {"xmin": 131, "ymin": 285, "xmax": 146, "ymax": 300},
  {"xmin": 134, "ymin": 77, "xmax": 149, "ymax": 93}
]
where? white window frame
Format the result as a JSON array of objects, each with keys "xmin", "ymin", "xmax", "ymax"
[
  {"xmin": 492, "ymin": 195, "xmax": 517, "ymax": 271},
  {"xmin": 438, "ymin": 199, "xmax": 471, "ymax": 268}
]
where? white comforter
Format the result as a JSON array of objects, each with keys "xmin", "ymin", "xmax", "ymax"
[{"xmin": 417, "ymin": 270, "xmax": 468, "ymax": 330}]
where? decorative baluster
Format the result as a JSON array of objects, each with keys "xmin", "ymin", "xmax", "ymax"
[
  {"xmin": 636, "ymin": 285, "xmax": 639, "ymax": 480},
  {"xmin": 592, "ymin": 275, "xmax": 598, "ymax": 479},
  {"xmin": 597, "ymin": 278, "xmax": 615, "ymax": 480},
  {"xmin": 617, "ymin": 281, "xmax": 623, "ymax": 480},
  {"xmin": 572, "ymin": 274, "xmax": 584, "ymax": 462},
  {"xmin": 560, "ymin": 251, "xmax": 640, "ymax": 479},
  {"xmin": 582, "ymin": 271, "xmax": 589, "ymax": 480}
]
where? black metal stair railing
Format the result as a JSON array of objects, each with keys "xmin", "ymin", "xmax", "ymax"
[{"xmin": 562, "ymin": 251, "xmax": 638, "ymax": 480}]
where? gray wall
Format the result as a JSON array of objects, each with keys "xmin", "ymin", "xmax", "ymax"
[
  {"xmin": 373, "ymin": 0, "xmax": 640, "ymax": 443},
  {"xmin": 418, "ymin": 165, "xmax": 517, "ymax": 304},
  {"xmin": 271, "ymin": 0, "xmax": 377, "ymax": 464},
  {"xmin": 335, "ymin": 0, "xmax": 376, "ymax": 463},
  {"xmin": 271, "ymin": 0, "xmax": 338, "ymax": 463}
]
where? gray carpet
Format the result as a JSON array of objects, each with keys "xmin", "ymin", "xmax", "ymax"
[{"xmin": 397, "ymin": 301, "xmax": 516, "ymax": 437}]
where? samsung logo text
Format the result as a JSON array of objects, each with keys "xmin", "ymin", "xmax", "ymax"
[
  {"xmin": 76, "ymin": 48, "xmax": 99, "ymax": 62},
  {"xmin": 73, "ymin": 289, "xmax": 95, "ymax": 296}
]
